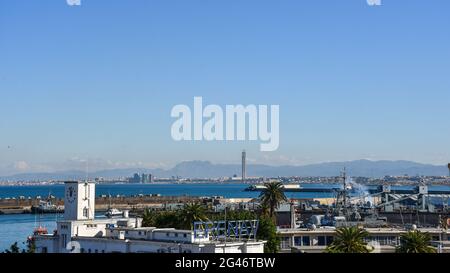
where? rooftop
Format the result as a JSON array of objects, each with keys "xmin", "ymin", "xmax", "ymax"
[{"xmin": 278, "ymin": 227, "xmax": 450, "ymax": 234}]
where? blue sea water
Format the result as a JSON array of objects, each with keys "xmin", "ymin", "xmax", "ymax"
[
  {"xmin": 0, "ymin": 183, "xmax": 341, "ymax": 199},
  {"xmin": 0, "ymin": 214, "xmax": 57, "ymax": 252}
]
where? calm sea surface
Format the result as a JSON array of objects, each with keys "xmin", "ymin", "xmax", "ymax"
[
  {"xmin": 0, "ymin": 183, "xmax": 342, "ymax": 199},
  {"xmin": 1, "ymin": 183, "xmax": 449, "ymax": 252}
]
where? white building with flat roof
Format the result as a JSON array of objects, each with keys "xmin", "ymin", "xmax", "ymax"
[
  {"xmin": 277, "ymin": 227, "xmax": 450, "ymax": 253},
  {"xmin": 34, "ymin": 181, "xmax": 265, "ymax": 253}
]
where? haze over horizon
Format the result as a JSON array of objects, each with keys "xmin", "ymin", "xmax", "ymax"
[
  {"xmin": 1, "ymin": 159, "xmax": 448, "ymax": 180},
  {"xmin": 1, "ymin": 1, "xmax": 449, "ymax": 176}
]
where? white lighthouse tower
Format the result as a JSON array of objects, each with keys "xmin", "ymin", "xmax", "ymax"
[{"xmin": 64, "ymin": 181, "xmax": 95, "ymax": 221}]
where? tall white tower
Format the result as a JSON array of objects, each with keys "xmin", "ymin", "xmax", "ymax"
[
  {"xmin": 64, "ymin": 181, "xmax": 95, "ymax": 221},
  {"xmin": 242, "ymin": 150, "xmax": 246, "ymax": 183}
]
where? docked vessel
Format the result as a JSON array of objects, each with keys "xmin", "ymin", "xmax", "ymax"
[
  {"xmin": 245, "ymin": 184, "xmax": 340, "ymax": 193},
  {"xmin": 31, "ymin": 199, "xmax": 64, "ymax": 214},
  {"xmin": 105, "ymin": 208, "xmax": 123, "ymax": 218}
]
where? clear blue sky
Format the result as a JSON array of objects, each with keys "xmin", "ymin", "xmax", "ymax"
[{"xmin": 0, "ymin": 0, "xmax": 449, "ymax": 175}]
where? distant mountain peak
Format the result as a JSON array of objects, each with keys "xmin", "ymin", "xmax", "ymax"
[{"xmin": 0, "ymin": 159, "xmax": 446, "ymax": 181}]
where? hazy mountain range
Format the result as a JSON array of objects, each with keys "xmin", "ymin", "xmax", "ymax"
[{"xmin": 0, "ymin": 160, "xmax": 448, "ymax": 181}]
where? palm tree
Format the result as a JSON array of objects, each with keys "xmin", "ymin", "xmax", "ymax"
[
  {"xmin": 396, "ymin": 230, "xmax": 436, "ymax": 253},
  {"xmin": 179, "ymin": 203, "xmax": 209, "ymax": 230},
  {"xmin": 142, "ymin": 209, "xmax": 156, "ymax": 227},
  {"xmin": 259, "ymin": 182, "xmax": 287, "ymax": 219},
  {"xmin": 326, "ymin": 226, "xmax": 372, "ymax": 253},
  {"xmin": 4, "ymin": 242, "xmax": 20, "ymax": 253}
]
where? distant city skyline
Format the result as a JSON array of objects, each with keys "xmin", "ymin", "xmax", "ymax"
[{"xmin": 1, "ymin": 1, "xmax": 449, "ymax": 176}]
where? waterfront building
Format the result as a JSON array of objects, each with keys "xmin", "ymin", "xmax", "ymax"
[
  {"xmin": 141, "ymin": 173, "xmax": 149, "ymax": 183},
  {"xmin": 129, "ymin": 173, "xmax": 141, "ymax": 183},
  {"xmin": 34, "ymin": 181, "xmax": 265, "ymax": 253},
  {"xmin": 278, "ymin": 227, "xmax": 450, "ymax": 253}
]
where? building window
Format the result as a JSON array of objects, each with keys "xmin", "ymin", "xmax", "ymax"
[
  {"xmin": 368, "ymin": 236, "xmax": 397, "ymax": 246},
  {"xmin": 280, "ymin": 237, "xmax": 290, "ymax": 249},
  {"xmin": 317, "ymin": 236, "xmax": 326, "ymax": 246},
  {"xmin": 138, "ymin": 231, "xmax": 142, "ymax": 235},
  {"xmin": 175, "ymin": 233, "xmax": 179, "ymax": 237},
  {"xmin": 302, "ymin": 236, "xmax": 310, "ymax": 246},
  {"xmin": 326, "ymin": 236, "xmax": 334, "ymax": 245},
  {"xmin": 183, "ymin": 234, "xmax": 187, "ymax": 238},
  {"xmin": 83, "ymin": 208, "xmax": 89, "ymax": 218},
  {"xmin": 294, "ymin": 236, "xmax": 302, "ymax": 246},
  {"xmin": 62, "ymin": 234, "xmax": 67, "ymax": 248},
  {"xmin": 166, "ymin": 233, "xmax": 170, "ymax": 237}
]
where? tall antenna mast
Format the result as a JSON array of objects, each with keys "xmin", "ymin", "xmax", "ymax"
[
  {"xmin": 242, "ymin": 150, "xmax": 246, "ymax": 183},
  {"xmin": 85, "ymin": 158, "xmax": 89, "ymax": 182}
]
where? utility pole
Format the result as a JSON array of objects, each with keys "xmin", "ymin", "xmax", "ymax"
[{"xmin": 224, "ymin": 206, "xmax": 227, "ymax": 253}]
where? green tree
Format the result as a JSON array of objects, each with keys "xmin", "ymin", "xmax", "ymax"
[
  {"xmin": 257, "ymin": 215, "xmax": 280, "ymax": 253},
  {"xmin": 141, "ymin": 210, "xmax": 181, "ymax": 229},
  {"xmin": 142, "ymin": 209, "xmax": 157, "ymax": 227},
  {"xmin": 207, "ymin": 209, "xmax": 257, "ymax": 222},
  {"xmin": 26, "ymin": 238, "xmax": 36, "ymax": 253},
  {"xmin": 154, "ymin": 211, "xmax": 180, "ymax": 228},
  {"xmin": 326, "ymin": 226, "xmax": 372, "ymax": 253},
  {"xmin": 259, "ymin": 182, "xmax": 287, "ymax": 219},
  {"xmin": 396, "ymin": 230, "xmax": 436, "ymax": 253},
  {"xmin": 179, "ymin": 203, "xmax": 209, "ymax": 230},
  {"xmin": 4, "ymin": 242, "xmax": 21, "ymax": 253}
]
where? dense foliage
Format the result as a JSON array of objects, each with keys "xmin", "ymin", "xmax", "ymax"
[
  {"xmin": 326, "ymin": 226, "xmax": 372, "ymax": 253},
  {"xmin": 259, "ymin": 182, "xmax": 287, "ymax": 219},
  {"xmin": 257, "ymin": 215, "xmax": 280, "ymax": 253},
  {"xmin": 396, "ymin": 230, "xmax": 436, "ymax": 253}
]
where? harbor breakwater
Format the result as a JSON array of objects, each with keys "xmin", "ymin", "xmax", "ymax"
[{"xmin": 0, "ymin": 195, "xmax": 204, "ymax": 215}]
